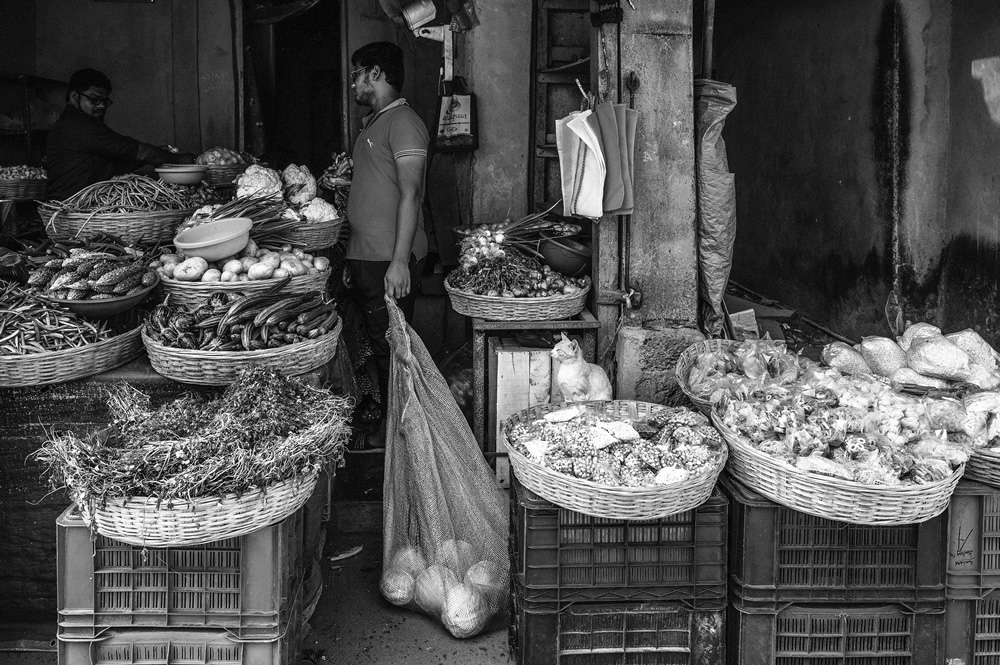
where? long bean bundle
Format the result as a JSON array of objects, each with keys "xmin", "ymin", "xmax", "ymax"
[
  {"xmin": 38, "ymin": 174, "xmax": 193, "ymax": 214},
  {"xmin": 0, "ymin": 282, "xmax": 110, "ymax": 355}
]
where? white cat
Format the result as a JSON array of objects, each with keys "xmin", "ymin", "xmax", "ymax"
[{"xmin": 551, "ymin": 333, "xmax": 613, "ymax": 402}]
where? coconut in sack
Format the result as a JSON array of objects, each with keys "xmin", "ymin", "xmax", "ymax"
[
  {"xmin": 859, "ymin": 336, "xmax": 907, "ymax": 378},
  {"xmin": 906, "ymin": 334, "xmax": 973, "ymax": 381}
]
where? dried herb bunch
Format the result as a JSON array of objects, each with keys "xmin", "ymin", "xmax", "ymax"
[{"xmin": 33, "ymin": 366, "xmax": 353, "ymax": 511}]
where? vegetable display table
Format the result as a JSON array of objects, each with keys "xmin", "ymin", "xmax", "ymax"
[{"xmin": 471, "ymin": 308, "xmax": 599, "ymax": 450}]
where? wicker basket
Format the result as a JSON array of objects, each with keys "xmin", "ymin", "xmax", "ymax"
[
  {"xmin": 502, "ymin": 400, "xmax": 727, "ymax": 520},
  {"xmin": 142, "ymin": 318, "xmax": 341, "ymax": 385},
  {"xmin": 285, "ymin": 217, "xmax": 344, "ymax": 252},
  {"xmin": 964, "ymin": 449, "xmax": 1000, "ymax": 489},
  {"xmin": 204, "ymin": 164, "xmax": 248, "ymax": 188},
  {"xmin": 43, "ymin": 207, "xmax": 196, "ymax": 244},
  {"xmin": 445, "ymin": 280, "xmax": 590, "ymax": 321},
  {"xmin": 712, "ymin": 409, "xmax": 964, "ymax": 525},
  {"xmin": 0, "ymin": 324, "xmax": 143, "ymax": 388},
  {"xmin": 158, "ymin": 269, "xmax": 331, "ymax": 308},
  {"xmin": 80, "ymin": 470, "xmax": 319, "ymax": 547},
  {"xmin": 0, "ymin": 178, "xmax": 46, "ymax": 200}
]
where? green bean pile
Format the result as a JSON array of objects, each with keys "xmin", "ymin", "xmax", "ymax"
[
  {"xmin": 0, "ymin": 283, "xmax": 110, "ymax": 355},
  {"xmin": 38, "ymin": 174, "xmax": 192, "ymax": 213}
]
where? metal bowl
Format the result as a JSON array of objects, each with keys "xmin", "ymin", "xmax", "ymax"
[{"xmin": 44, "ymin": 273, "xmax": 160, "ymax": 319}]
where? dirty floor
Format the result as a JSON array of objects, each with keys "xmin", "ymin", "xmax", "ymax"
[{"xmin": 0, "ymin": 529, "xmax": 513, "ymax": 665}]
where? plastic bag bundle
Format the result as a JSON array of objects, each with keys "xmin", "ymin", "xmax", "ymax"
[
  {"xmin": 821, "ymin": 341, "xmax": 871, "ymax": 374},
  {"xmin": 859, "ymin": 336, "xmax": 907, "ymax": 378},
  {"xmin": 890, "ymin": 367, "xmax": 949, "ymax": 391},
  {"xmin": 907, "ymin": 335, "xmax": 973, "ymax": 381},
  {"xmin": 946, "ymin": 329, "xmax": 998, "ymax": 369},
  {"xmin": 381, "ymin": 297, "xmax": 508, "ymax": 638},
  {"xmin": 897, "ymin": 322, "xmax": 941, "ymax": 352}
]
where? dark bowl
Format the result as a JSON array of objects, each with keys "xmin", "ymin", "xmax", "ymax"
[
  {"xmin": 44, "ymin": 273, "xmax": 160, "ymax": 319},
  {"xmin": 540, "ymin": 235, "xmax": 592, "ymax": 278}
]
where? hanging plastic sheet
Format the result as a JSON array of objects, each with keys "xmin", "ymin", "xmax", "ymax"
[{"xmin": 695, "ymin": 79, "xmax": 737, "ymax": 337}]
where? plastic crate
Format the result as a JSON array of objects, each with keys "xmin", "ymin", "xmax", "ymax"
[
  {"xmin": 57, "ymin": 504, "xmax": 304, "ymax": 639},
  {"xmin": 57, "ymin": 620, "xmax": 301, "ymax": 665},
  {"xmin": 945, "ymin": 588, "xmax": 1000, "ymax": 664},
  {"xmin": 728, "ymin": 599, "xmax": 945, "ymax": 665},
  {"xmin": 510, "ymin": 578, "xmax": 725, "ymax": 665},
  {"xmin": 947, "ymin": 480, "xmax": 1000, "ymax": 597},
  {"xmin": 510, "ymin": 473, "xmax": 727, "ymax": 605},
  {"xmin": 720, "ymin": 473, "xmax": 947, "ymax": 608}
]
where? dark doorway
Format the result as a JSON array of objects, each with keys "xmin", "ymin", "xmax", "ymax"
[{"xmin": 271, "ymin": 0, "xmax": 342, "ymax": 175}]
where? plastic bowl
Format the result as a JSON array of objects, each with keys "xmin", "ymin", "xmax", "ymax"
[
  {"xmin": 45, "ymin": 273, "xmax": 160, "ymax": 319},
  {"xmin": 173, "ymin": 217, "xmax": 252, "ymax": 261},
  {"xmin": 540, "ymin": 235, "xmax": 592, "ymax": 277},
  {"xmin": 155, "ymin": 165, "xmax": 207, "ymax": 185}
]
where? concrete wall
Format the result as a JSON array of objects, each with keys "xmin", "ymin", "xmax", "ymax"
[
  {"xmin": 2, "ymin": 0, "xmax": 239, "ymax": 155},
  {"xmin": 714, "ymin": 0, "xmax": 1000, "ymax": 343}
]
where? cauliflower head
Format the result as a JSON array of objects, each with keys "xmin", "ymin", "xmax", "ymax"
[
  {"xmin": 236, "ymin": 164, "xmax": 282, "ymax": 199},
  {"xmin": 282, "ymin": 164, "xmax": 317, "ymax": 206},
  {"xmin": 196, "ymin": 146, "xmax": 243, "ymax": 166},
  {"xmin": 301, "ymin": 197, "xmax": 340, "ymax": 223}
]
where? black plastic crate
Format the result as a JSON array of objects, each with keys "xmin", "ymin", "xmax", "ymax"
[
  {"xmin": 721, "ymin": 473, "xmax": 947, "ymax": 608},
  {"xmin": 510, "ymin": 473, "xmax": 727, "ymax": 605},
  {"xmin": 511, "ymin": 577, "xmax": 725, "ymax": 665},
  {"xmin": 57, "ymin": 505, "xmax": 304, "ymax": 639},
  {"xmin": 729, "ymin": 599, "xmax": 945, "ymax": 665},
  {"xmin": 947, "ymin": 479, "xmax": 1000, "ymax": 597},
  {"xmin": 945, "ymin": 588, "xmax": 1000, "ymax": 663}
]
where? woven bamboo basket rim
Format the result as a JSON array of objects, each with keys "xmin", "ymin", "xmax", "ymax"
[
  {"xmin": 80, "ymin": 470, "xmax": 319, "ymax": 547},
  {"xmin": 711, "ymin": 408, "xmax": 964, "ymax": 525},
  {"xmin": 0, "ymin": 178, "xmax": 46, "ymax": 201},
  {"xmin": 0, "ymin": 323, "xmax": 143, "ymax": 388},
  {"xmin": 502, "ymin": 400, "xmax": 727, "ymax": 520},
  {"xmin": 285, "ymin": 217, "xmax": 344, "ymax": 251},
  {"xmin": 142, "ymin": 318, "xmax": 341, "ymax": 386},
  {"xmin": 964, "ymin": 448, "xmax": 1000, "ymax": 489},
  {"xmin": 444, "ymin": 279, "xmax": 590, "ymax": 321},
  {"xmin": 158, "ymin": 269, "xmax": 331, "ymax": 306},
  {"xmin": 203, "ymin": 163, "xmax": 248, "ymax": 187},
  {"xmin": 42, "ymin": 206, "xmax": 197, "ymax": 242}
]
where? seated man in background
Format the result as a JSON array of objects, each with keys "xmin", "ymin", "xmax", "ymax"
[{"xmin": 45, "ymin": 68, "xmax": 196, "ymax": 201}]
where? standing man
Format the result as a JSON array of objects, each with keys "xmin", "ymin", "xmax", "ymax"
[
  {"xmin": 45, "ymin": 68, "xmax": 195, "ymax": 201},
  {"xmin": 345, "ymin": 41, "xmax": 429, "ymax": 435}
]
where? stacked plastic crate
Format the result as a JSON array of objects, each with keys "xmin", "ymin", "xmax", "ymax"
[
  {"xmin": 944, "ymin": 480, "xmax": 1000, "ymax": 663},
  {"xmin": 720, "ymin": 474, "xmax": 948, "ymax": 664},
  {"xmin": 508, "ymin": 474, "xmax": 729, "ymax": 664},
  {"xmin": 56, "ymin": 505, "xmax": 305, "ymax": 665}
]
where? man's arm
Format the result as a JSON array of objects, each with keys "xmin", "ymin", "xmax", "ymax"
[{"xmin": 384, "ymin": 153, "xmax": 425, "ymax": 299}]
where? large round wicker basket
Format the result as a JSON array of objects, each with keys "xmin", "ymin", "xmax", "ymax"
[
  {"xmin": 79, "ymin": 470, "xmax": 319, "ymax": 547},
  {"xmin": 0, "ymin": 324, "xmax": 143, "ymax": 388},
  {"xmin": 445, "ymin": 280, "xmax": 589, "ymax": 321},
  {"xmin": 502, "ymin": 400, "xmax": 727, "ymax": 520},
  {"xmin": 204, "ymin": 163, "xmax": 248, "ymax": 188},
  {"xmin": 43, "ymin": 207, "xmax": 196, "ymax": 244},
  {"xmin": 964, "ymin": 449, "xmax": 1000, "ymax": 489},
  {"xmin": 142, "ymin": 318, "xmax": 341, "ymax": 385},
  {"xmin": 158, "ymin": 269, "xmax": 331, "ymax": 308},
  {"xmin": 676, "ymin": 338, "xmax": 740, "ymax": 415},
  {"xmin": 285, "ymin": 217, "xmax": 344, "ymax": 252},
  {"xmin": 0, "ymin": 178, "xmax": 46, "ymax": 201},
  {"xmin": 712, "ymin": 409, "xmax": 964, "ymax": 525}
]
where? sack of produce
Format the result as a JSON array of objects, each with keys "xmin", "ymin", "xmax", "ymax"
[
  {"xmin": 907, "ymin": 334, "xmax": 973, "ymax": 381},
  {"xmin": 381, "ymin": 297, "xmax": 507, "ymax": 638},
  {"xmin": 890, "ymin": 367, "xmax": 950, "ymax": 391},
  {"xmin": 946, "ymin": 328, "xmax": 998, "ymax": 369},
  {"xmin": 897, "ymin": 322, "xmax": 941, "ymax": 352},
  {"xmin": 969, "ymin": 363, "xmax": 1000, "ymax": 390},
  {"xmin": 860, "ymin": 336, "xmax": 907, "ymax": 378},
  {"xmin": 821, "ymin": 341, "xmax": 871, "ymax": 374}
]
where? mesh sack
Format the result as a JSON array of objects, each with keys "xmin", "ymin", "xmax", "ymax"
[
  {"xmin": 821, "ymin": 341, "xmax": 871, "ymax": 374},
  {"xmin": 946, "ymin": 328, "xmax": 998, "ymax": 369},
  {"xmin": 859, "ymin": 336, "xmax": 907, "ymax": 378},
  {"xmin": 907, "ymin": 334, "xmax": 973, "ymax": 381},
  {"xmin": 381, "ymin": 297, "xmax": 509, "ymax": 638}
]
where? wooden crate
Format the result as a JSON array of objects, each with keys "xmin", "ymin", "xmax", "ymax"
[{"xmin": 488, "ymin": 338, "xmax": 553, "ymax": 488}]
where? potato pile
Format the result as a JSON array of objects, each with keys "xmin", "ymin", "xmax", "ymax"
[{"xmin": 154, "ymin": 240, "xmax": 331, "ymax": 284}]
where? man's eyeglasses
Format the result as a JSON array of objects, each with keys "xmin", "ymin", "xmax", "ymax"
[
  {"xmin": 350, "ymin": 67, "xmax": 369, "ymax": 83},
  {"xmin": 79, "ymin": 91, "xmax": 113, "ymax": 107}
]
